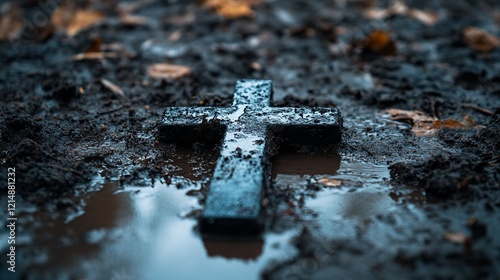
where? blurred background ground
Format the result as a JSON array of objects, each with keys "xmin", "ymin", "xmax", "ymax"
[{"xmin": 0, "ymin": 0, "xmax": 499, "ymax": 279}]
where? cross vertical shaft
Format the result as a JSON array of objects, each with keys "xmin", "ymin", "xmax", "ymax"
[{"xmin": 161, "ymin": 80, "xmax": 342, "ymax": 235}]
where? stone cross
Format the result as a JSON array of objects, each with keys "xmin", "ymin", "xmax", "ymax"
[{"xmin": 161, "ymin": 80, "xmax": 342, "ymax": 235}]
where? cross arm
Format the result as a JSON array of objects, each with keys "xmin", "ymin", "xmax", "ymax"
[
  {"xmin": 160, "ymin": 106, "xmax": 232, "ymax": 143},
  {"xmin": 261, "ymin": 107, "xmax": 342, "ymax": 126},
  {"xmin": 162, "ymin": 106, "xmax": 232, "ymax": 125},
  {"xmin": 262, "ymin": 107, "xmax": 343, "ymax": 145}
]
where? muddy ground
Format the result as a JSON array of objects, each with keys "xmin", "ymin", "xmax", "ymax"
[{"xmin": 1, "ymin": 0, "xmax": 499, "ymax": 279}]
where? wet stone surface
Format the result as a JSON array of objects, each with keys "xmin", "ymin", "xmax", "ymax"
[{"xmin": 160, "ymin": 80, "xmax": 342, "ymax": 234}]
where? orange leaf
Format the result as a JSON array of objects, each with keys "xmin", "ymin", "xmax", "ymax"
[
  {"xmin": 464, "ymin": 114, "xmax": 477, "ymax": 127},
  {"xmin": 0, "ymin": 4, "xmax": 24, "ymax": 41},
  {"xmin": 411, "ymin": 122, "xmax": 438, "ymax": 137},
  {"xmin": 463, "ymin": 27, "xmax": 500, "ymax": 52},
  {"xmin": 383, "ymin": 109, "xmax": 480, "ymax": 137},
  {"xmin": 353, "ymin": 30, "xmax": 397, "ymax": 56},
  {"xmin": 431, "ymin": 119, "xmax": 468, "ymax": 129},
  {"xmin": 147, "ymin": 63, "xmax": 191, "ymax": 80},
  {"xmin": 382, "ymin": 109, "xmax": 436, "ymax": 123},
  {"xmin": 201, "ymin": 0, "xmax": 262, "ymax": 19},
  {"xmin": 52, "ymin": 5, "xmax": 103, "ymax": 37}
]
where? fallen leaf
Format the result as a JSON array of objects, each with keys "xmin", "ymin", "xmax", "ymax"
[
  {"xmin": 52, "ymin": 4, "xmax": 103, "ymax": 37},
  {"xmin": 463, "ymin": 27, "xmax": 500, "ymax": 52},
  {"xmin": 317, "ymin": 178, "xmax": 343, "ymax": 187},
  {"xmin": 73, "ymin": 39, "xmax": 126, "ymax": 61},
  {"xmin": 363, "ymin": 8, "xmax": 389, "ymax": 20},
  {"xmin": 383, "ymin": 109, "xmax": 481, "ymax": 137},
  {"xmin": 411, "ymin": 121, "xmax": 437, "ymax": 137},
  {"xmin": 0, "ymin": 3, "xmax": 24, "ymax": 41},
  {"xmin": 383, "ymin": 109, "xmax": 437, "ymax": 123},
  {"xmin": 147, "ymin": 63, "xmax": 191, "ymax": 80},
  {"xmin": 443, "ymin": 231, "xmax": 470, "ymax": 244},
  {"xmin": 352, "ymin": 30, "xmax": 397, "ymax": 56},
  {"xmin": 73, "ymin": 52, "xmax": 118, "ymax": 60},
  {"xmin": 101, "ymin": 79, "xmax": 124, "ymax": 97},
  {"xmin": 200, "ymin": 0, "xmax": 262, "ymax": 19},
  {"xmin": 116, "ymin": 0, "xmax": 151, "ymax": 26},
  {"xmin": 86, "ymin": 37, "xmax": 102, "ymax": 53},
  {"xmin": 364, "ymin": 1, "xmax": 439, "ymax": 25},
  {"xmin": 117, "ymin": 0, "xmax": 151, "ymax": 15},
  {"xmin": 366, "ymin": 30, "xmax": 396, "ymax": 54},
  {"xmin": 168, "ymin": 30, "xmax": 182, "ymax": 42},
  {"xmin": 390, "ymin": 0, "xmax": 408, "ymax": 15},
  {"xmin": 407, "ymin": 9, "xmax": 439, "ymax": 26},
  {"xmin": 120, "ymin": 14, "xmax": 148, "ymax": 25},
  {"xmin": 463, "ymin": 114, "xmax": 477, "ymax": 126},
  {"xmin": 431, "ymin": 119, "xmax": 469, "ymax": 130}
]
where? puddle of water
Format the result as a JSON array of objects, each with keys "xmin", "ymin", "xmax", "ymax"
[
  {"xmin": 272, "ymin": 151, "xmax": 390, "ymax": 184},
  {"xmin": 24, "ymin": 147, "xmax": 403, "ymax": 280},
  {"xmin": 27, "ymin": 179, "xmax": 298, "ymax": 280},
  {"xmin": 272, "ymin": 151, "xmax": 397, "ymax": 238}
]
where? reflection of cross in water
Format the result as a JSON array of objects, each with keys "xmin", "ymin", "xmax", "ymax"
[{"xmin": 161, "ymin": 80, "xmax": 342, "ymax": 234}]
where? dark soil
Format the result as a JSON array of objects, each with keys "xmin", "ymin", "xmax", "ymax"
[{"xmin": 1, "ymin": 0, "xmax": 499, "ymax": 279}]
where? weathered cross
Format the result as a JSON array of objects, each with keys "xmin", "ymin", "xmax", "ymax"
[{"xmin": 161, "ymin": 80, "xmax": 342, "ymax": 235}]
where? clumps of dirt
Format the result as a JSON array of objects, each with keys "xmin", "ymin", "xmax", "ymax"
[
  {"xmin": 0, "ymin": 116, "xmax": 88, "ymax": 207},
  {"xmin": 389, "ymin": 112, "xmax": 500, "ymax": 201},
  {"xmin": 43, "ymin": 76, "xmax": 80, "ymax": 101}
]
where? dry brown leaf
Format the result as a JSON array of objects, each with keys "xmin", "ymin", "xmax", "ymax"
[
  {"xmin": 317, "ymin": 178, "xmax": 343, "ymax": 187},
  {"xmin": 443, "ymin": 231, "xmax": 471, "ymax": 244},
  {"xmin": 463, "ymin": 114, "xmax": 477, "ymax": 126},
  {"xmin": 101, "ymin": 79, "xmax": 124, "ymax": 96},
  {"xmin": 73, "ymin": 52, "xmax": 118, "ymax": 60},
  {"xmin": 352, "ymin": 30, "xmax": 397, "ymax": 56},
  {"xmin": 169, "ymin": 30, "xmax": 182, "ymax": 42},
  {"xmin": 147, "ymin": 63, "xmax": 191, "ymax": 80},
  {"xmin": 408, "ymin": 9, "xmax": 439, "ymax": 26},
  {"xmin": 0, "ymin": 4, "xmax": 24, "ymax": 41},
  {"xmin": 383, "ymin": 109, "xmax": 437, "ymax": 123},
  {"xmin": 364, "ymin": 1, "xmax": 439, "ymax": 25},
  {"xmin": 367, "ymin": 30, "xmax": 396, "ymax": 53},
  {"xmin": 363, "ymin": 8, "xmax": 389, "ymax": 20},
  {"xmin": 463, "ymin": 27, "xmax": 500, "ymax": 52},
  {"xmin": 201, "ymin": 0, "xmax": 262, "ymax": 19},
  {"xmin": 86, "ymin": 37, "xmax": 102, "ymax": 53},
  {"xmin": 120, "ymin": 14, "xmax": 148, "ymax": 26},
  {"xmin": 431, "ymin": 119, "xmax": 469, "ymax": 129},
  {"xmin": 116, "ymin": 0, "xmax": 151, "ymax": 26},
  {"xmin": 411, "ymin": 121, "xmax": 437, "ymax": 137},
  {"xmin": 117, "ymin": 0, "xmax": 150, "ymax": 15},
  {"xmin": 383, "ymin": 109, "xmax": 480, "ymax": 137},
  {"xmin": 52, "ymin": 5, "xmax": 103, "ymax": 37}
]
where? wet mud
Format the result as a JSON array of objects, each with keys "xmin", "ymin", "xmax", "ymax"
[{"xmin": 1, "ymin": 0, "xmax": 500, "ymax": 279}]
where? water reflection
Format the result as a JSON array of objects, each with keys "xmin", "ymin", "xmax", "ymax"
[
  {"xmin": 272, "ymin": 152, "xmax": 341, "ymax": 178},
  {"xmin": 26, "ymin": 177, "xmax": 296, "ymax": 280},
  {"xmin": 271, "ymin": 150, "xmax": 397, "ymax": 235},
  {"xmin": 24, "ymin": 148, "xmax": 407, "ymax": 279},
  {"xmin": 203, "ymin": 238, "xmax": 264, "ymax": 260}
]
